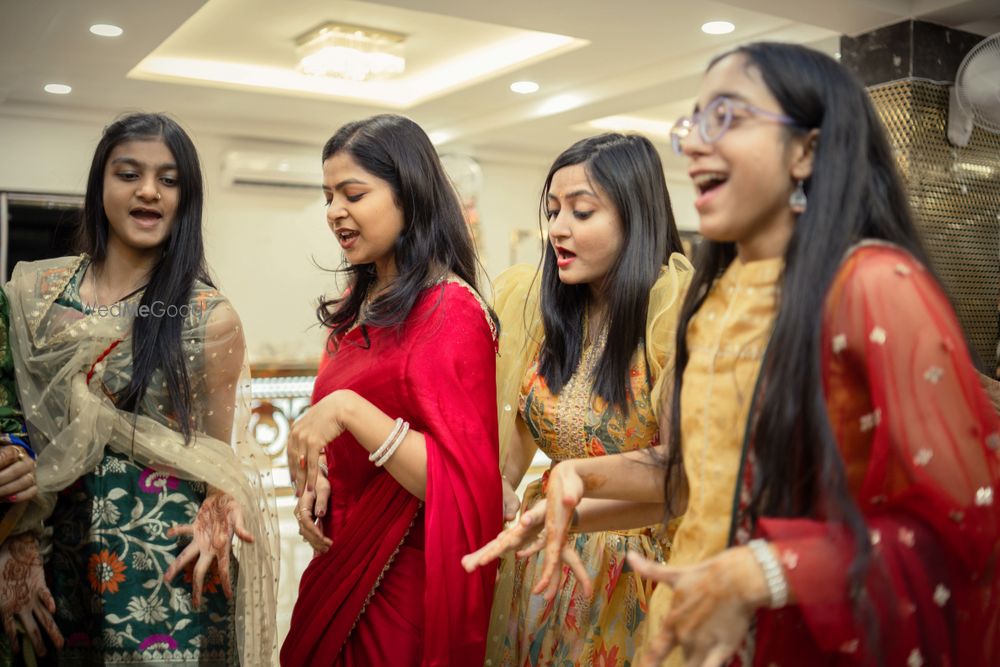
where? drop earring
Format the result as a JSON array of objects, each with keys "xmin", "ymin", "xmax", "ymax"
[{"xmin": 789, "ymin": 179, "xmax": 807, "ymax": 214}]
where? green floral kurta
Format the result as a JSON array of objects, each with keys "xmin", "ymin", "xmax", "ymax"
[{"xmin": 38, "ymin": 262, "xmax": 236, "ymax": 666}]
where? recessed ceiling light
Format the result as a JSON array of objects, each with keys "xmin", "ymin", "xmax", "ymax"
[
  {"xmin": 43, "ymin": 83, "xmax": 72, "ymax": 95},
  {"xmin": 510, "ymin": 80, "xmax": 540, "ymax": 94},
  {"xmin": 701, "ymin": 21, "xmax": 735, "ymax": 35},
  {"xmin": 90, "ymin": 23, "xmax": 123, "ymax": 37}
]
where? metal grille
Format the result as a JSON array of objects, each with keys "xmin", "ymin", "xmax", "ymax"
[{"xmin": 869, "ymin": 80, "xmax": 1000, "ymax": 371}]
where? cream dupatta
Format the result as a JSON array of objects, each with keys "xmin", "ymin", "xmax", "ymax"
[{"xmin": 4, "ymin": 256, "xmax": 279, "ymax": 666}]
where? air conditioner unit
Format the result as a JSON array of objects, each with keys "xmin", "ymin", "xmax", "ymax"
[{"xmin": 221, "ymin": 150, "xmax": 321, "ymax": 191}]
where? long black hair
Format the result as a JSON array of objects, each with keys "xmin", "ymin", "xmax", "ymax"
[
  {"xmin": 664, "ymin": 42, "xmax": 929, "ymax": 642},
  {"xmin": 76, "ymin": 112, "xmax": 211, "ymax": 444},
  {"xmin": 537, "ymin": 133, "xmax": 684, "ymax": 410},
  {"xmin": 317, "ymin": 114, "xmax": 495, "ymax": 339}
]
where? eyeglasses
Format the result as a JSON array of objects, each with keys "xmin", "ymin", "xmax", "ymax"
[{"xmin": 669, "ymin": 96, "xmax": 797, "ymax": 155}]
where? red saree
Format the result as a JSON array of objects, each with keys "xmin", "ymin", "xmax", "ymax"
[
  {"xmin": 739, "ymin": 244, "xmax": 999, "ymax": 666},
  {"xmin": 281, "ymin": 282, "xmax": 502, "ymax": 666}
]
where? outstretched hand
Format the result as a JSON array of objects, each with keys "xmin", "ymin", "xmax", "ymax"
[
  {"xmin": 164, "ymin": 491, "xmax": 253, "ymax": 608},
  {"xmin": 533, "ymin": 461, "xmax": 590, "ymax": 601},
  {"xmin": 462, "ymin": 499, "xmax": 549, "ymax": 572}
]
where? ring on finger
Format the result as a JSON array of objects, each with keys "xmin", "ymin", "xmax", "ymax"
[{"xmin": 318, "ymin": 462, "xmax": 329, "ymax": 477}]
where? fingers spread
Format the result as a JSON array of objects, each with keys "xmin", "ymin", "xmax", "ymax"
[
  {"xmin": 33, "ymin": 603, "xmax": 64, "ymax": 651},
  {"xmin": 17, "ymin": 608, "xmax": 45, "ymax": 657},
  {"xmin": 233, "ymin": 508, "xmax": 254, "ymax": 544},
  {"xmin": 2, "ymin": 612, "xmax": 18, "ymax": 653},
  {"xmin": 191, "ymin": 553, "xmax": 214, "ymax": 608},
  {"xmin": 562, "ymin": 546, "xmax": 592, "ymax": 598},
  {"xmin": 167, "ymin": 524, "xmax": 195, "ymax": 539},
  {"xmin": 163, "ymin": 541, "xmax": 199, "ymax": 583}
]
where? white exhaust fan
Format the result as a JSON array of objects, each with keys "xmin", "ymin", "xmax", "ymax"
[
  {"xmin": 948, "ymin": 32, "xmax": 1000, "ymax": 147},
  {"xmin": 221, "ymin": 149, "xmax": 321, "ymax": 191}
]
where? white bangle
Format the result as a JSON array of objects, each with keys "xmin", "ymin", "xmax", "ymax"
[
  {"xmin": 374, "ymin": 421, "xmax": 409, "ymax": 467},
  {"xmin": 369, "ymin": 418, "xmax": 404, "ymax": 463},
  {"xmin": 747, "ymin": 539, "xmax": 788, "ymax": 609}
]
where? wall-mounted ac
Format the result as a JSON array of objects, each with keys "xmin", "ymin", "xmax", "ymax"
[{"xmin": 221, "ymin": 149, "xmax": 321, "ymax": 191}]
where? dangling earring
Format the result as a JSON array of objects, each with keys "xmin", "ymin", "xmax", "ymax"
[{"xmin": 789, "ymin": 179, "xmax": 807, "ymax": 214}]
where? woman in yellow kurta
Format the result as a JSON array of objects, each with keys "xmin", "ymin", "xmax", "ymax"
[
  {"xmin": 470, "ymin": 133, "xmax": 691, "ymax": 667},
  {"xmin": 470, "ymin": 42, "xmax": 1000, "ymax": 667}
]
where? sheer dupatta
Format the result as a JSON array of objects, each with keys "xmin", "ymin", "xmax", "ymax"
[
  {"xmin": 4, "ymin": 256, "xmax": 279, "ymax": 665},
  {"xmin": 742, "ymin": 244, "xmax": 999, "ymax": 666}
]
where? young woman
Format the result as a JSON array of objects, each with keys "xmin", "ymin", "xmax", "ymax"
[
  {"xmin": 282, "ymin": 114, "xmax": 502, "ymax": 666},
  {"xmin": 468, "ymin": 43, "xmax": 1000, "ymax": 667},
  {"xmin": 474, "ymin": 133, "xmax": 691, "ymax": 667},
  {"xmin": 1, "ymin": 113, "xmax": 277, "ymax": 665}
]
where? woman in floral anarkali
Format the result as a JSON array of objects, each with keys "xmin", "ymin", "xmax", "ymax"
[
  {"xmin": 282, "ymin": 114, "xmax": 502, "ymax": 666},
  {"xmin": 467, "ymin": 133, "xmax": 692, "ymax": 667},
  {"xmin": 0, "ymin": 113, "xmax": 277, "ymax": 666},
  {"xmin": 469, "ymin": 43, "xmax": 999, "ymax": 667}
]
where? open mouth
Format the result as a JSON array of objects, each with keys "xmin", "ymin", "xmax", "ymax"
[
  {"xmin": 336, "ymin": 229, "xmax": 360, "ymax": 246},
  {"xmin": 130, "ymin": 207, "xmax": 162, "ymax": 224},
  {"xmin": 555, "ymin": 246, "xmax": 576, "ymax": 267},
  {"xmin": 691, "ymin": 171, "xmax": 728, "ymax": 195}
]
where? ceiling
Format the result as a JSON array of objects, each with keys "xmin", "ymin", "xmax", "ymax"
[{"xmin": 2, "ymin": 0, "xmax": 998, "ymax": 169}]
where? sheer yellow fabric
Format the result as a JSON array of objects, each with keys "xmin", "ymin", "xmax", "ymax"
[
  {"xmin": 494, "ymin": 253, "xmax": 693, "ymax": 469},
  {"xmin": 4, "ymin": 256, "xmax": 279, "ymax": 666}
]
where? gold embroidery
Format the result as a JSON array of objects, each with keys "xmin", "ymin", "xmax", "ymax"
[
  {"xmin": 554, "ymin": 323, "xmax": 607, "ymax": 458},
  {"xmin": 345, "ymin": 502, "xmax": 421, "ymax": 643}
]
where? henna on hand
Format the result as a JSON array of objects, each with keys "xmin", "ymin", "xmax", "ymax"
[
  {"xmin": 0, "ymin": 533, "xmax": 63, "ymax": 656},
  {"xmin": 164, "ymin": 492, "xmax": 253, "ymax": 608}
]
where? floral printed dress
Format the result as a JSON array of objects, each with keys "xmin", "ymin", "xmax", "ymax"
[
  {"xmin": 499, "ymin": 331, "xmax": 667, "ymax": 667},
  {"xmin": 37, "ymin": 262, "xmax": 236, "ymax": 666}
]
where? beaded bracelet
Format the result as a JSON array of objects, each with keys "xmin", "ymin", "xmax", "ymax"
[
  {"xmin": 374, "ymin": 421, "xmax": 409, "ymax": 468},
  {"xmin": 747, "ymin": 538, "xmax": 789, "ymax": 609},
  {"xmin": 369, "ymin": 418, "xmax": 404, "ymax": 463}
]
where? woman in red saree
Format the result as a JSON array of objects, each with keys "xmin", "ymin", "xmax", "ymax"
[
  {"xmin": 281, "ymin": 114, "xmax": 502, "ymax": 666},
  {"xmin": 466, "ymin": 43, "xmax": 999, "ymax": 666}
]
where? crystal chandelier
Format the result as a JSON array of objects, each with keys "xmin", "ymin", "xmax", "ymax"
[{"xmin": 295, "ymin": 22, "xmax": 406, "ymax": 81}]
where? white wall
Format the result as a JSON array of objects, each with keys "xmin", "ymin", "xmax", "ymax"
[{"xmin": 0, "ymin": 115, "xmax": 550, "ymax": 364}]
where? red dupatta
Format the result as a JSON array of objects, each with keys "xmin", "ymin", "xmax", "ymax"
[{"xmin": 729, "ymin": 244, "xmax": 999, "ymax": 666}]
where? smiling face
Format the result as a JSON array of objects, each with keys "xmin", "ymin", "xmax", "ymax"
[
  {"xmin": 323, "ymin": 150, "xmax": 405, "ymax": 280},
  {"xmin": 546, "ymin": 163, "xmax": 624, "ymax": 294},
  {"xmin": 682, "ymin": 52, "xmax": 816, "ymax": 261},
  {"xmin": 102, "ymin": 138, "xmax": 178, "ymax": 255}
]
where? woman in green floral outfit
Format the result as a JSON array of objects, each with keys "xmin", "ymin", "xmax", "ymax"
[{"xmin": 1, "ymin": 113, "xmax": 277, "ymax": 666}]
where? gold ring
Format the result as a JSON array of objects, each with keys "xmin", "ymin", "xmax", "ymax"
[{"xmin": 15, "ymin": 448, "xmax": 24, "ymax": 462}]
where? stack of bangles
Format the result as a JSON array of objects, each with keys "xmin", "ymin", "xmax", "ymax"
[
  {"xmin": 747, "ymin": 538, "xmax": 789, "ymax": 609},
  {"xmin": 369, "ymin": 418, "xmax": 409, "ymax": 467}
]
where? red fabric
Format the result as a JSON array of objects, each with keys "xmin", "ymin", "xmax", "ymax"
[
  {"xmin": 281, "ymin": 283, "xmax": 502, "ymax": 666},
  {"xmin": 751, "ymin": 245, "xmax": 1000, "ymax": 666}
]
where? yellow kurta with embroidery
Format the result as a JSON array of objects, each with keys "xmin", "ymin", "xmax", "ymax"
[
  {"xmin": 638, "ymin": 257, "xmax": 782, "ymax": 666},
  {"xmin": 488, "ymin": 254, "xmax": 693, "ymax": 667}
]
